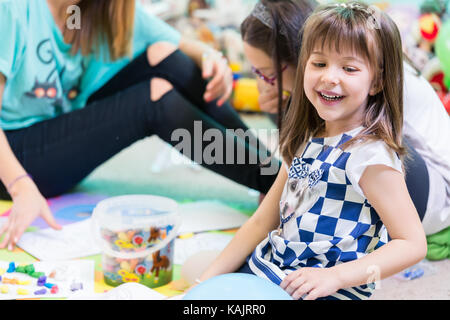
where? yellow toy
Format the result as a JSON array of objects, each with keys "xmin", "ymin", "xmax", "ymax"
[
  {"xmin": 232, "ymin": 78, "xmax": 261, "ymax": 112},
  {"xmin": 16, "ymin": 288, "xmax": 29, "ymax": 295}
]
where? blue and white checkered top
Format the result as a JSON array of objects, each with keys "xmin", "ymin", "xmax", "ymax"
[{"xmin": 248, "ymin": 126, "xmax": 403, "ymax": 300}]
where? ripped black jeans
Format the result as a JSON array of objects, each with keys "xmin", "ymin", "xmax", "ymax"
[{"xmin": 0, "ymin": 50, "xmax": 279, "ymax": 199}]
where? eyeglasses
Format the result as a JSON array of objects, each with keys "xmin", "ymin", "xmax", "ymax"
[{"xmin": 251, "ymin": 65, "xmax": 288, "ymax": 86}]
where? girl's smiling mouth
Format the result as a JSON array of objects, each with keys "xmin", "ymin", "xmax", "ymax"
[{"xmin": 317, "ymin": 90, "xmax": 346, "ymax": 104}]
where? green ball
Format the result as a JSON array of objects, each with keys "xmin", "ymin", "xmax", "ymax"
[{"xmin": 436, "ymin": 20, "xmax": 450, "ymax": 80}]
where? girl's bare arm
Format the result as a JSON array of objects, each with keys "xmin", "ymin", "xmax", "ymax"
[
  {"xmin": 199, "ymin": 165, "xmax": 287, "ymax": 280},
  {"xmin": 334, "ymin": 165, "xmax": 427, "ymax": 288}
]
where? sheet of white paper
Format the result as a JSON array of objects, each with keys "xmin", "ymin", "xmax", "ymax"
[
  {"xmin": 177, "ymin": 201, "xmax": 249, "ymax": 234},
  {"xmin": 0, "ymin": 260, "xmax": 94, "ymax": 300},
  {"xmin": 17, "ymin": 219, "xmax": 101, "ymax": 261},
  {"xmin": 174, "ymin": 232, "xmax": 233, "ymax": 265}
]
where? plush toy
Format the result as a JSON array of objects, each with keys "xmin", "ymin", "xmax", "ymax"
[{"xmin": 418, "ymin": 13, "xmax": 442, "ymax": 52}]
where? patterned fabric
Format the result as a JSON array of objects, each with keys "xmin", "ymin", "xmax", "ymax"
[{"xmin": 249, "ymin": 126, "xmax": 403, "ymax": 300}]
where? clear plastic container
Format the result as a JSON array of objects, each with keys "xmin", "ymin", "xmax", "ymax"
[{"xmin": 91, "ymin": 195, "xmax": 180, "ymax": 288}]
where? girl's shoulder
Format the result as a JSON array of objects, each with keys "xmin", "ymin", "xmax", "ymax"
[
  {"xmin": 347, "ymin": 138, "xmax": 400, "ymax": 160},
  {"xmin": 291, "ymin": 128, "xmax": 402, "ymax": 170},
  {"xmin": 346, "ymin": 138, "xmax": 402, "ymax": 171},
  {"xmin": 345, "ymin": 138, "xmax": 403, "ymax": 197}
]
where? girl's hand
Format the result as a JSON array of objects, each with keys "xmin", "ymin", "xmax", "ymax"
[
  {"xmin": 256, "ymin": 79, "xmax": 290, "ymax": 114},
  {"xmin": 202, "ymin": 49, "xmax": 233, "ymax": 107},
  {"xmin": 280, "ymin": 267, "xmax": 343, "ymax": 300},
  {"xmin": 0, "ymin": 178, "xmax": 61, "ymax": 250}
]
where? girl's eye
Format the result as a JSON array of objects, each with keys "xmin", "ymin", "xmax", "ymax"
[
  {"xmin": 344, "ymin": 66, "xmax": 358, "ymax": 72},
  {"xmin": 312, "ymin": 62, "xmax": 326, "ymax": 68},
  {"xmin": 290, "ymin": 180, "xmax": 298, "ymax": 191}
]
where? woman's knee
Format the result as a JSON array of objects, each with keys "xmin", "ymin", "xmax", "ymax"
[
  {"xmin": 150, "ymin": 77, "xmax": 173, "ymax": 102},
  {"xmin": 146, "ymin": 41, "xmax": 178, "ymax": 67}
]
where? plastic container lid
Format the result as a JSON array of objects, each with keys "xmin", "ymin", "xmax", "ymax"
[{"xmin": 91, "ymin": 195, "xmax": 180, "ymax": 259}]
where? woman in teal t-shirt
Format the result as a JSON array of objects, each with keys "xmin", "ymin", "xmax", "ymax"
[{"xmin": 0, "ymin": 0, "xmax": 278, "ymax": 250}]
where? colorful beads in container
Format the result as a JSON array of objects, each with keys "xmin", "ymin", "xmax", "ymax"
[
  {"xmin": 91, "ymin": 195, "xmax": 180, "ymax": 289},
  {"xmin": 100, "ymin": 225, "xmax": 174, "ymax": 252},
  {"xmin": 100, "ymin": 224, "xmax": 176, "ymax": 288}
]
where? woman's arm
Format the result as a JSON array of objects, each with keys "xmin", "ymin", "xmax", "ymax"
[
  {"xmin": 333, "ymin": 165, "xmax": 427, "ymax": 288},
  {"xmin": 199, "ymin": 165, "xmax": 287, "ymax": 281},
  {"xmin": 178, "ymin": 37, "xmax": 212, "ymax": 69},
  {"xmin": 178, "ymin": 36, "xmax": 233, "ymax": 106},
  {"xmin": 0, "ymin": 74, "xmax": 29, "ymax": 193},
  {"xmin": 0, "ymin": 73, "xmax": 61, "ymax": 250}
]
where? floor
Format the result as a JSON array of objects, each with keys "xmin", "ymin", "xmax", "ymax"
[
  {"xmin": 371, "ymin": 259, "xmax": 450, "ymax": 300},
  {"xmin": 77, "ymin": 113, "xmax": 449, "ymax": 300}
]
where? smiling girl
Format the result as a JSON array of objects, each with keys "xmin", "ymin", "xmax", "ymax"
[
  {"xmin": 241, "ymin": 0, "xmax": 450, "ymax": 237},
  {"xmin": 198, "ymin": 1, "xmax": 427, "ymax": 300}
]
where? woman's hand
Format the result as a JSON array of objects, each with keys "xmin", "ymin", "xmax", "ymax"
[
  {"xmin": 202, "ymin": 49, "xmax": 233, "ymax": 107},
  {"xmin": 0, "ymin": 178, "xmax": 61, "ymax": 250},
  {"xmin": 256, "ymin": 79, "xmax": 290, "ymax": 114},
  {"xmin": 280, "ymin": 267, "xmax": 343, "ymax": 300}
]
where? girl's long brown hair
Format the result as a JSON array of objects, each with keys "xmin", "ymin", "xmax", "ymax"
[
  {"xmin": 280, "ymin": 1, "xmax": 406, "ymax": 164},
  {"xmin": 63, "ymin": 0, "xmax": 135, "ymax": 61}
]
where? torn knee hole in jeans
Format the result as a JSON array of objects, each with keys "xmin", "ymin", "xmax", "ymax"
[
  {"xmin": 150, "ymin": 78, "xmax": 174, "ymax": 102},
  {"xmin": 147, "ymin": 42, "xmax": 177, "ymax": 67}
]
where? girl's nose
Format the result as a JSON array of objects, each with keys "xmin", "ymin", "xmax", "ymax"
[{"xmin": 321, "ymin": 68, "xmax": 340, "ymax": 85}]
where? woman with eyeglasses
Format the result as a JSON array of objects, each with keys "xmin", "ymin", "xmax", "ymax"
[
  {"xmin": 241, "ymin": 0, "xmax": 450, "ymax": 236},
  {"xmin": 242, "ymin": 0, "xmax": 314, "ymax": 128}
]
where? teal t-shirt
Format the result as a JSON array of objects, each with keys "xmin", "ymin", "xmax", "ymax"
[{"xmin": 0, "ymin": 0, "xmax": 181, "ymax": 130}]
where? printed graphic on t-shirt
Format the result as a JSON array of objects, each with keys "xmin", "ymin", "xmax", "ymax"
[
  {"xmin": 279, "ymin": 158, "xmax": 323, "ymax": 232},
  {"xmin": 21, "ymin": 38, "xmax": 85, "ymax": 117}
]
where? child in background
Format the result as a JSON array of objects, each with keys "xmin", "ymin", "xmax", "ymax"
[{"xmin": 199, "ymin": 2, "xmax": 427, "ymax": 300}]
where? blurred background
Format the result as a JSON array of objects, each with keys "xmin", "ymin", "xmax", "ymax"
[
  {"xmin": 76, "ymin": 0, "xmax": 450, "ymax": 212},
  {"xmin": 140, "ymin": 0, "xmax": 450, "ymax": 115}
]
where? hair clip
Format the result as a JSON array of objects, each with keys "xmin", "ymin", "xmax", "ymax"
[
  {"xmin": 332, "ymin": 2, "xmax": 365, "ymax": 11},
  {"xmin": 330, "ymin": 2, "xmax": 381, "ymax": 30},
  {"xmin": 250, "ymin": 2, "xmax": 289, "ymax": 36}
]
